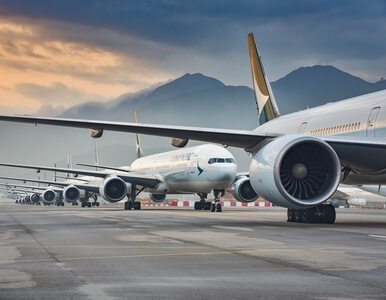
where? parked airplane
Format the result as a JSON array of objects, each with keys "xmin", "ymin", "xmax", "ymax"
[
  {"xmin": 331, "ymin": 185, "xmax": 386, "ymax": 209},
  {"xmin": 0, "ymin": 144, "xmax": 239, "ymax": 210},
  {"xmin": 0, "ymin": 33, "xmax": 385, "ymax": 223}
]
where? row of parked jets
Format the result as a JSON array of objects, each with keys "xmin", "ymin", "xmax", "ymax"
[{"xmin": 1, "ymin": 33, "xmax": 386, "ymax": 224}]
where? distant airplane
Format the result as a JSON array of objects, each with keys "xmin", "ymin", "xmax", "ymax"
[
  {"xmin": 0, "ymin": 33, "xmax": 385, "ymax": 223},
  {"xmin": 331, "ymin": 185, "xmax": 386, "ymax": 209}
]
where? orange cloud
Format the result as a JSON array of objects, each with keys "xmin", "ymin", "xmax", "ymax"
[{"xmin": 0, "ymin": 18, "xmax": 173, "ymax": 115}]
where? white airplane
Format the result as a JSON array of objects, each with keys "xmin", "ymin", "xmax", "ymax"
[
  {"xmin": 0, "ymin": 33, "xmax": 385, "ymax": 223},
  {"xmin": 331, "ymin": 185, "xmax": 386, "ymax": 208},
  {"xmin": 0, "ymin": 146, "xmax": 239, "ymax": 210}
]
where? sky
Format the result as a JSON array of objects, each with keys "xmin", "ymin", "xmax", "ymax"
[{"xmin": 0, "ymin": 0, "xmax": 385, "ymax": 115}]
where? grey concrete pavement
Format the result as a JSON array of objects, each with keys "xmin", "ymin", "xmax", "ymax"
[{"xmin": 0, "ymin": 204, "xmax": 385, "ymax": 299}]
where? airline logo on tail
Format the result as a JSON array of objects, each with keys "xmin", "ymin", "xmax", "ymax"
[{"xmin": 247, "ymin": 33, "xmax": 279, "ymax": 125}]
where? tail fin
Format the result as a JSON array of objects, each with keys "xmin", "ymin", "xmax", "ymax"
[
  {"xmin": 133, "ymin": 109, "xmax": 144, "ymax": 159},
  {"xmin": 66, "ymin": 152, "xmax": 73, "ymax": 178},
  {"xmin": 247, "ymin": 33, "xmax": 279, "ymax": 125}
]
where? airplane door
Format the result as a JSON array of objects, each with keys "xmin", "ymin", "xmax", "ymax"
[
  {"xmin": 366, "ymin": 107, "xmax": 380, "ymax": 137},
  {"xmin": 298, "ymin": 122, "xmax": 308, "ymax": 134}
]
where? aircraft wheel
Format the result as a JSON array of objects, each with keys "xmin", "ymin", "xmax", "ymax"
[
  {"xmin": 294, "ymin": 209, "xmax": 302, "ymax": 222},
  {"xmin": 210, "ymin": 203, "xmax": 216, "ymax": 212},
  {"xmin": 194, "ymin": 202, "xmax": 202, "ymax": 210},
  {"xmin": 124, "ymin": 201, "xmax": 132, "ymax": 210},
  {"xmin": 321, "ymin": 204, "xmax": 336, "ymax": 224},
  {"xmin": 215, "ymin": 203, "xmax": 222, "ymax": 212},
  {"xmin": 133, "ymin": 202, "xmax": 141, "ymax": 210},
  {"xmin": 204, "ymin": 202, "xmax": 211, "ymax": 210},
  {"xmin": 96, "ymin": 202, "xmax": 100, "ymax": 207},
  {"xmin": 287, "ymin": 209, "xmax": 296, "ymax": 222},
  {"xmin": 87, "ymin": 202, "xmax": 92, "ymax": 208}
]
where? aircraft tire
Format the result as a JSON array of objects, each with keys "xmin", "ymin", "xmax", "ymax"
[
  {"xmin": 133, "ymin": 202, "xmax": 141, "ymax": 210},
  {"xmin": 321, "ymin": 204, "xmax": 336, "ymax": 224},
  {"xmin": 194, "ymin": 202, "xmax": 202, "ymax": 210}
]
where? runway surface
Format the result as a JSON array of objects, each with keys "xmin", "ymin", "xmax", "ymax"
[{"xmin": 0, "ymin": 203, "xmax": 385, "ymax": 299}]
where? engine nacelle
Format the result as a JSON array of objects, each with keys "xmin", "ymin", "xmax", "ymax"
[
  {"xmin": 63, "ymin": 185, "xmax": 82, "ymax": 203},
  {"xmin": 30, "ymin": 193, "xmax": 41, "ymax": 204},
  {"xmin": 24, "ymin": 195, "xmax": 31, "ymax": 204},
  {"xmin": 150, "ymin": 193, "xmax": 166, "ymax": 202},
  {"xmin": 231, "ymin": 177, "xmax": 259, "ymax": 202},
  {"xmin": 249, "ymin": 135, "xmax": 341, "ymax": 209},
  {"xmin": 42, "ymin": 189, "xmax": 58, "ymax": 205},
  {"xmin": 99, "ymin": 176, "xmax": 128, "ymax": 203}
]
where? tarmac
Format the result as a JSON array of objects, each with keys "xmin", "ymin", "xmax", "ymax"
[{"xmin": 0, "ymin": 203, "xmax": 385, "ymax": 299}]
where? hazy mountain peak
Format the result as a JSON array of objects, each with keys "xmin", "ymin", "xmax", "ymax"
[{"xmin": 147, "ymin": 72, "xmax": 225, "ymax": 101}]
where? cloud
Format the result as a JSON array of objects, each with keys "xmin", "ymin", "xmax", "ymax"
[
  {"xmin": 14, "ymin": 82, "xmax": 108, "ymax": 105},
  {"xmin": 34, "ymin": 104, "xmax": 66, "ymax": 116},
  {"xmin": 0, "ymin": 0, "xmax": 385, "ymax": 116}
]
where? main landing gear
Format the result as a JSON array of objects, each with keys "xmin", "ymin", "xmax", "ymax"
[
  {"xmin": 287, "ymin": 204, "xmax": 336, "ymax": 224},
  {"xmin": 124, "ymin": 185, "xmax": 143, "ymax": 210}
]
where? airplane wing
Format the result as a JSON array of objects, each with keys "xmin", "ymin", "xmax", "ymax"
[
  {"xmin": 323, "ymin": 136, "xmax": 386, "ymax": 173},
  {"xmin": 1, "ymin": 115, "xmax": 386, "ymax": 173},
  {"xmin": 0, "ymin": 115, "xmax": 271, "ymax": 149},
  {"xmin": 0, "ymin": 176, "xmax": 100, "ymax": 193},
  {"xmin": 0, "ymin": 182, "xmax": 63, "ymax": 192},
  {"xmin": 0, "ymin": 163, "xmax": 160, "ymax": 188},
  {"xmin": 77, "ymin": 163, "xmax": 130, "ymax": 173}
]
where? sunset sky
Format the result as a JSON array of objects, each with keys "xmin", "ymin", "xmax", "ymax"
[{"xmin": 0, "ymin": 0, "xmax": 385, "ymax": 115}]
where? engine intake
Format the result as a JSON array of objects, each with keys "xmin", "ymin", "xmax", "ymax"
[
  {"xmin": 31, "ymin": 193, "xmax": 40, "ymax": 204},
  {"xmin": 42, "ymin": 189, "xmax": 58, "ymax": 204},
  {"xmin": 231, "ymin": 177, "xmax": 258, "ymax": 202},
  {"xmin": 150, "ymin": 193, "xmax": 166, "ymax": 202},
  {"xmin": 63, "ymin": 185, "xmax": 81, "ymax": 203},
  {"xmin": 99, "ymin": 176, "xmax": 128, "ymax": 203},
  {"xmin": 249, "ymin": 135, "xmax": 341, "ymax": 208}
]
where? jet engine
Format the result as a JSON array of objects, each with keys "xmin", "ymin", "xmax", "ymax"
[
  {"xmin": 41, "ymin": 189, "xmax": 58, "ymax": 205},
  {"xmin": 249, "ymin": 135, "xmax": 341, "ymax": 208},
  {"xmin": 99, "ymin": 176, "xmax": 128, "ymax": 203},
  {"xmin": 24, "ymin": 195, "xmax": 31, "ymax": 204},
  {"xmin": 231, "ymin": 177, "xmax": 259, "ymax": 202},
  {"xmin": 150, "ymin": 193, "xmax": 166, "ymax": 202},
  {"xmin": 30, "ymin": 193, "xmax": 40, "ymax": 204},
  {"xmin": 63, "ymin": 185, "xmax": 82, "ymax": 203}
]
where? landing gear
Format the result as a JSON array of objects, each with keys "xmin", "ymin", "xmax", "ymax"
[
  {"xmin": 91, "ymin": 194, "xmax": 99, "ymax": 207},
  {"xmin": 287, "ymin": 204, "xmax": 336, "ymax": 224},
  {"xmin": 194, "ymin": 193, "xmax": 211, "ymax": 210},
  {"xmin": 124, "ymin": 185, "xmax": 142, "ymax": 210}
]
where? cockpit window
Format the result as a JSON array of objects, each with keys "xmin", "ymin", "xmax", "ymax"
[
  {"xmin": 208, "ymin": 158, "xmax": 235, "ymax": 164},
  {"xmin": 208, "ymin": 158, "xmax": 216, "ymax": 164}
]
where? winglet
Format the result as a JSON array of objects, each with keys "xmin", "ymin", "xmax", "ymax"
[{"xmin": 247, "ymin": 33, "xmax": 279, "ymax": 125}]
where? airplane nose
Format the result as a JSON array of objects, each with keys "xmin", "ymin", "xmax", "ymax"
[{"xmin": 216, "ymin": 165, "xmax": 237, "ymax": 182}]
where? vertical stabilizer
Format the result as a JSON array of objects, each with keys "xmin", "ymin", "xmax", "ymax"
[
  {"xmin": 247, "ymin": 33, "xmax": 279, "ymax": 125},
  {"xmin": 133, "ymin": 109, "xmax": 144, "ymax": 159},
  {"xmin": 66, "ymin": 152, "xmax": 73, "ymax": 178}
]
